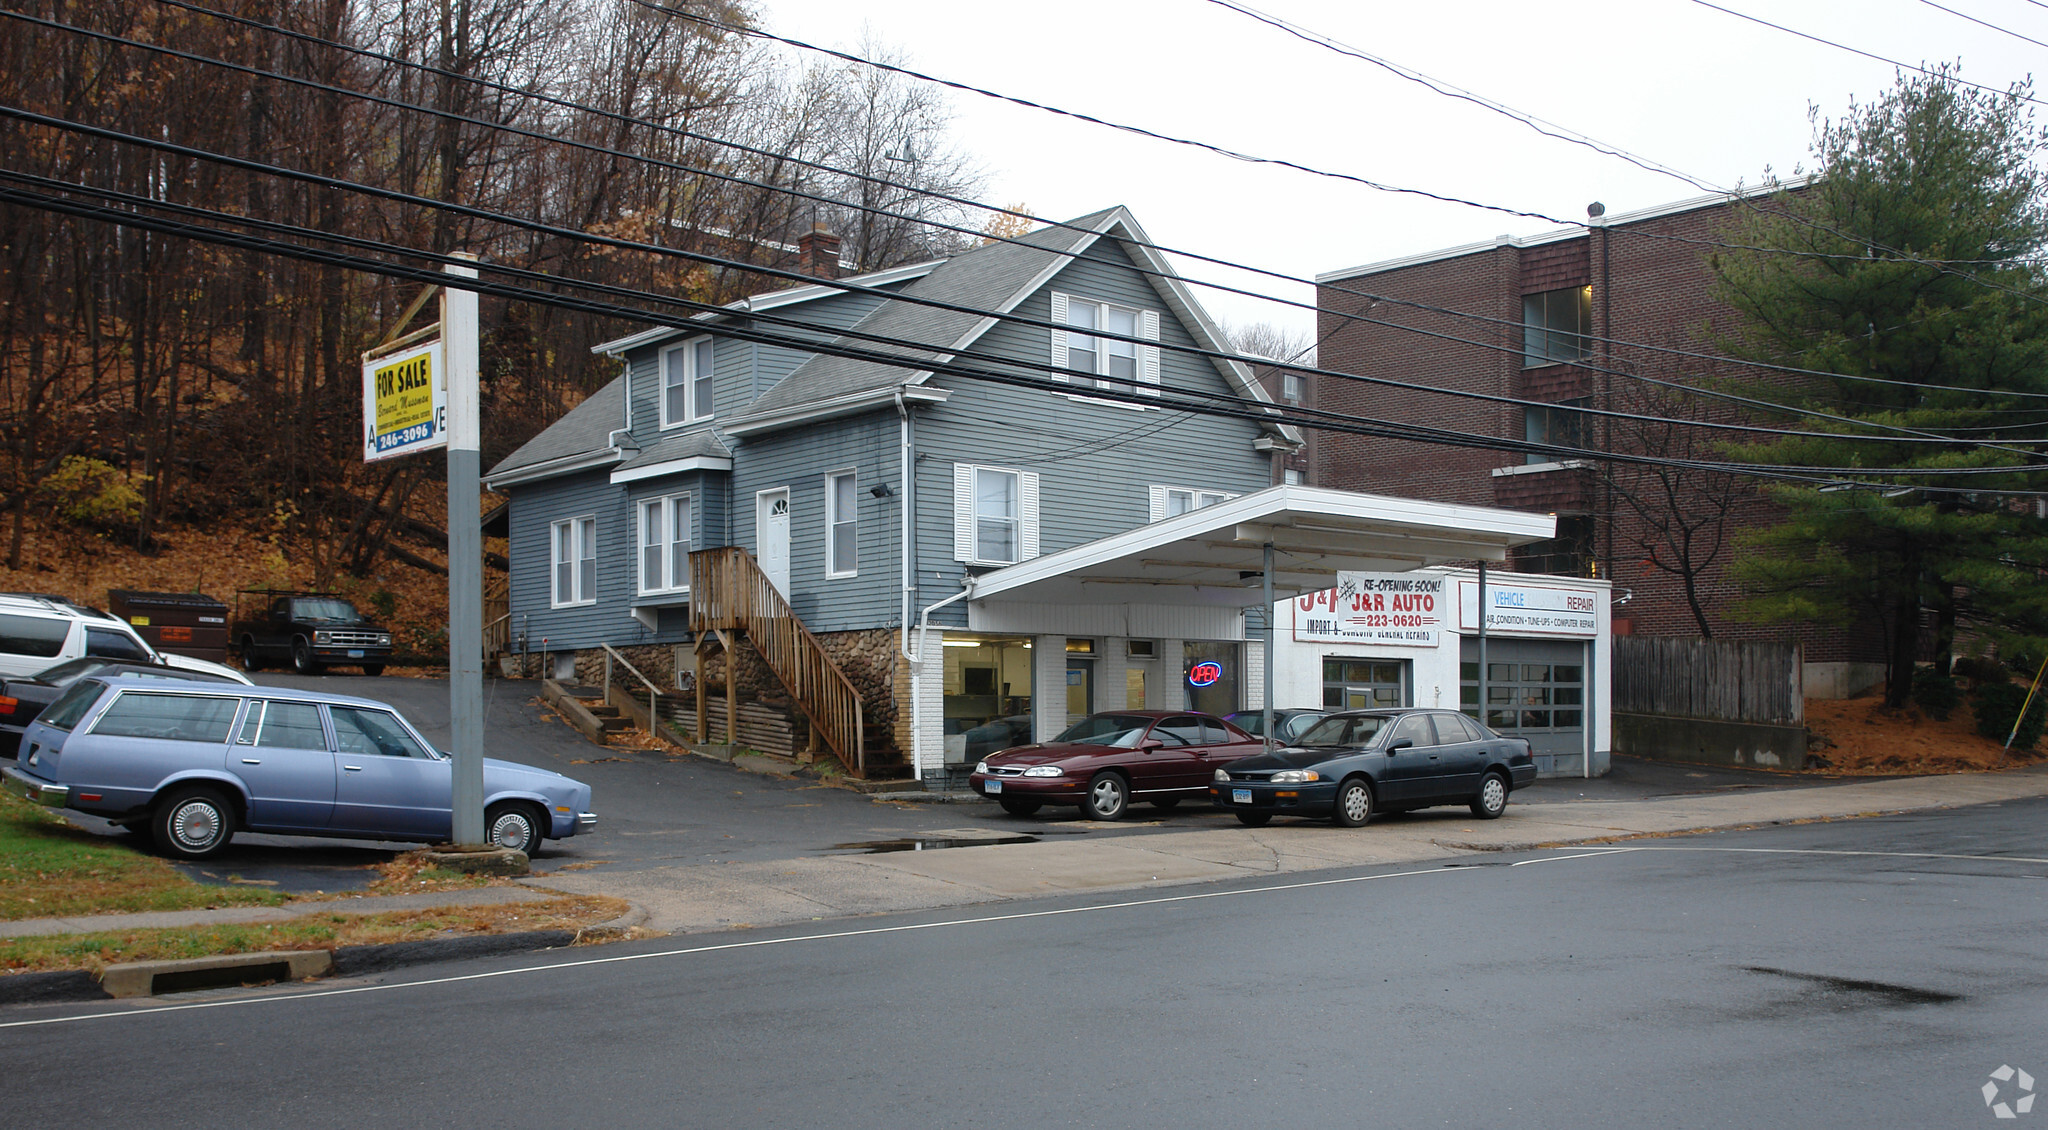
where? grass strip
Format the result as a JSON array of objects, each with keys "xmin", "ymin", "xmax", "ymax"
[{"xmin": 0, "ymin": 789, "xmax": 285, "ymax": 920}]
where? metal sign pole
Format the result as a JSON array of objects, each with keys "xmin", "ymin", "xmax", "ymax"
[
  {"xmin": 444, "ymin": 254, "xmax": 485, "ymax": 848},
  {"xmin": 1261, "ymin": 541, "xmax": 1275, "ymax": 751}
]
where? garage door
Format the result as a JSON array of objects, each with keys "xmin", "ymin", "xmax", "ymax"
[{"xmin": 1460, "ymin": 638, "xmax": 1586, "ymax": 775}]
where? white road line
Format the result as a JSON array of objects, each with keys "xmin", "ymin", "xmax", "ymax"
[
  {"xmin": 1509, "ymin": 849, "xmax": 1640, "ymax": 866},
  {"xmin": 0, "ymin": 863, "xmax": 1479, "ymax": 1031},
  {"xmin": 1625, "ymin": 846, "xmax": 2048, "ymax": 865}
]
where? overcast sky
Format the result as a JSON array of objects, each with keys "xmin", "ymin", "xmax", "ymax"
[{"xmin": 750, "ymin": 0, "xmax": 2044, "ymax": 347}]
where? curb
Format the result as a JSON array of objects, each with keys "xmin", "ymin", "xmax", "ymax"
[
  {"xmin": 870, "ymin": 790, "xmax": 989, "ymax": 804},
  {"xmin": 0, "ymin": 928, "xmax": 591, "ymax": 1007}
]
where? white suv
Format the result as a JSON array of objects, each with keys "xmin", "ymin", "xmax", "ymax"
[{"xmin": 0, "ymin": 595, "xmax": 249, "ymax": 682}]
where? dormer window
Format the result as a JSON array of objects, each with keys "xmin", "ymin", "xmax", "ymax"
[{"xmin": 661, "ymin": 337, "xmax": 715, "ymax": 428}]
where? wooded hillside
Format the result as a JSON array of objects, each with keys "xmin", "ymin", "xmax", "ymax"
[{"xmin": 0, "ymin": 0, "xmax": 993, "ymax": 599}]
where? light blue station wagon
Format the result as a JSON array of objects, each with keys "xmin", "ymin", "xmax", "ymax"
[{"xmin": 2, "ymin": 676, "xmax": 596, "ymax": 858}]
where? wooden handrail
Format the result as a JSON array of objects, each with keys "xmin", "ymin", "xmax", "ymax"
[{"xmin": 690, "ymin": 547, "xmax": 866, "ymax": 775}]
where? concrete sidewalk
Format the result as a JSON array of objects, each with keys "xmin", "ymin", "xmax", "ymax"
[
  {"xmin": 524, "ymin": 765, "xmax": 2048, "ymax": 935},
  {"xmin": 8, "ymin": 766, "xmax": 2047, "ymax": 945}
]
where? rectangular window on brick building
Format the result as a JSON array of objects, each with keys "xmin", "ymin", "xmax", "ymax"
[
  {"xmin": 1523, "ymin": 287, "xmax": 1591, "ymax": 367},
  {"xmin": 1524, "ymin": 397, "xmax": 1589, "ymax": 464},
  {"xmin": 1514, "ymin": 514, "xmax": 1594, "ymax": 576}
]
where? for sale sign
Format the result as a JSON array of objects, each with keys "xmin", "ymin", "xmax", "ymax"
[
  {"xmin": 1292, "ymin": 571, "xmax": 1445, "ymax": 648},
  {"xmin": 362, "ymin": 340, "xmax": 448, "ymax": 462}
]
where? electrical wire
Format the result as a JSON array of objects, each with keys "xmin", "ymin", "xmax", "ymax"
[
  {"xmin": 1688, "ymin": 0, "xmax": 2048, "ymax": 108},
  {"xmin": 14, "ymin": 95, "xmax": 2036, "ymax": 468},
  {"xmin": 90, "ymin": 1, "xmax": 2048, "ymax": 411},
  {"xmin": 6, "ymin": 168, "xmax": 2044, "ymax": 496},
  {"xmin": 1916, "ymin": 0, "xmax": 2048, "ymax": 50}
]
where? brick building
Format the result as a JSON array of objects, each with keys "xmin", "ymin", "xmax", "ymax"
[{"xmin": 1311, "ymin": 186, "xmax": 1883, "ymax": 693}]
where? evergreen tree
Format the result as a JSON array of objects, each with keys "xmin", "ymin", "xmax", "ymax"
[{"xmin": 1712, "ymin": 66, "xmax": 2048, "ymax": 707}]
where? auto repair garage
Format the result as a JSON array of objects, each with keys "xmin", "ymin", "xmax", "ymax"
[{"xmin": 1269, "ymin": 567, "xmax": 1613, "ymax": 777}]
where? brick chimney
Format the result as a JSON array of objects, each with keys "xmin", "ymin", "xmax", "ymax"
[{"xmin": 797, "ymin": 223, "xmax": 843, "ymax": 279}]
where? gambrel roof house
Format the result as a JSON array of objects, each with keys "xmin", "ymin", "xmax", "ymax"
[{"xmin": 486, "ymin": 207, "xmax": 1551, "ymax": 786}]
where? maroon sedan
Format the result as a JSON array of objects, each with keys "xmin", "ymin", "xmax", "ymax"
[{"xmin": 970, "ymin": 711, "xmax": 1264, "ymax": 820}]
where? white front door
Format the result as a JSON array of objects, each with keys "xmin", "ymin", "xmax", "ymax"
[{"xmin": 756, "ymin": 487, "xmax": 791, "ymax": 599}]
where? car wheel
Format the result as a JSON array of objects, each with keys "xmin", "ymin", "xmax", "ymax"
[
  {"xmin": 152, "ymin": 787, "xmax": 236, "ymax": 859},
  {"xmin": 1235, "ymin": 811, "xmax": 1272, "ymax": 827},
  {"xmin": 362, "ymin": 665, "xmax": 386, "ymax": 677},
  {"xmin": 485, "ymin": 802, "xmax": 546, "ymax": 855},
  {"xmin": 239, "ymin": 636, "xmax": 264, "ymax": 672},
  {"xmin": 1332, "ymin": 777, "xmax": 1375, "ymax": 828},
  {"xmin": 998, "ymin": 797, "xmax": 1043, "ymax": 817},
  {"xmin": 1151, "ymin": 797, "xmax": 1181, "ymax": 811},
  {"xmin": 1080, "ymin": 773, "xmax": 1129, "ymax": 821},
  {"xmin": 291, "ymin": 638, "xmax": 321, "ymax": 675},
  {"xmin": 1470, "ymin": 771, "xmax": 1510, "ymax": 819}
]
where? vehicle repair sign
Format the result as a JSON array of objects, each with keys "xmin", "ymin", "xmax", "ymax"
[
  {"xmin": 1457, "ymin": 580, "xmax": 1599, "ymax": 637},
  {"xmin": 1293, "ymin": 571, "xmax": 1444, "ymax": 647},
  {"xmin": 362, "ymin": 340, "xmax": 448, "ymax": 462}
]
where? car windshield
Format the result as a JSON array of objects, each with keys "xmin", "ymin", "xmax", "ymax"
[
  {"xmin": 1052, "ymin": 714, "xmax": 1156, "ymax": 748},
  {"xmin": 294, "ymin": 599, "xmax": 359, "ymax": 621},
  {"xmin": 1297, "ymin": 714, "xmax": 1390, "ymax": 748}
]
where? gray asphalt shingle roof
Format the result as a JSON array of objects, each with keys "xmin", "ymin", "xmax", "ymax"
[
  {"xmin": 614, "ymin": 426, "xmax": 731, "ymax": 470},
  {"xmin": 487, "ymin": 376, "xmax": 624, "ymax": 480},
  {"xmin": 735, "ymin": 210, "xmax": 1116, "ymax": 420}
]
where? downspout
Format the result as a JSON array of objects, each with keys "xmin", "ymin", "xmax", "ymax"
[
  {"xmin": 904, "ymin": 583, "xmax": 974, "ymax": 784},
  {"xmin": 896, "ymin": 391, "xmax": 918, "ymax": 777}
]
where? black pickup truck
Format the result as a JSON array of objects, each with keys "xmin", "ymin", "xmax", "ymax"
[{"xmin": 232, "ymin": 591, "xmax": 393, "ymax": 675}]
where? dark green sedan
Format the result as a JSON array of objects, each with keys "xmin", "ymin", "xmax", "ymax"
[{"xmin": 1210, "ymin": 708, "xmax": 1536, "ymax": 828}]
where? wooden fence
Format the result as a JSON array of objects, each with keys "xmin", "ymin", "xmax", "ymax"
[{"xmin": 1614, "ymin": 637, "xmax": 1803, "ymax": 726}]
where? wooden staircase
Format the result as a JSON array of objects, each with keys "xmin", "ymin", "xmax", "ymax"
[{"xmin": 689, "ymin": 546, "xmax": 868, "ymax": 777}]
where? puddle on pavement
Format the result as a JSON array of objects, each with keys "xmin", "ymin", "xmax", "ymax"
[{"xmin": 831, "ymin": 835, "xmax": 1040, "ymax": 854}]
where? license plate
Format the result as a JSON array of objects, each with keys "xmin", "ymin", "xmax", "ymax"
[
  {"xmin": 986, "ymin": 779, "xmax": 1003, "ymax": 794},
  {"xmin": 1232, "ymin": 788, "xmax": 1251, "ymax": 804},
  {"xmin": 347, "ymin": 649, "xmax": 365, "ymax": 658}
]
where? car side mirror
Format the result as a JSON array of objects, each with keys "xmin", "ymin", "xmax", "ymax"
[
  {"xmin": 1138, "ymin": 738, "xmax": 1163, "ymax": 751},
  {"xmin": 1386, "ymin": 739, "xmax": 1414, "ymax": 753}
]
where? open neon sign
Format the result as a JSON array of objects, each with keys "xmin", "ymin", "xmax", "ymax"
[{"xmin": 1187, "ymin": 661, "xmax": 1223, "ymax": 688}]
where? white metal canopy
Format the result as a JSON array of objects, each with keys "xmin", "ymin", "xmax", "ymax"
[{"xmin": 966, "ymin": 484, "xmax": 1555, "ymax": 609}]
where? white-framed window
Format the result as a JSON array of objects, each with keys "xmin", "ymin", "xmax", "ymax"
[
  {"xmin": 826, "ymin": 471, "xmax": 857, "ymax": 577},
  {"xmin": 1283, "ymin": 468, "xmax": 1304, "ymax": 485},
  {"xmin": 1050, "ymin": 292, "xmax": 1161, "ymax": 397},
  {"xmin": 660, "ymin": 336, "xmax": 715, "ymax": 428},
  {"xmin": 637, "ymin": 493, "xmax": 693, "ymax": 594},
  {"xmin": 953, "ymin": 462, "xmax": 1040, "ymax": 566},
  {"xmin": 1282, "ymin": 372, "xmax": 1304, "ymax": 402},
  {"xmin": 551, "ymin": 516, "xmax": 597, "ymax": 607},
  {"xmin": 1148, "ymin": 486, "xmax": 1237, "ymax": 522}
]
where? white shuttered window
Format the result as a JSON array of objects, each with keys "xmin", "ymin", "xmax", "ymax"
[
  {"xmin": 953, "ymin": 463, "xmax": 1040, "ymax": 565},
  {"xmin": 1050, "ymin": 292, "xmax": 1161, "ymax": 397}
]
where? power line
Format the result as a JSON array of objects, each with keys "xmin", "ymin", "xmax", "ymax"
[
  {"xmin": 15, "ymin": 94, "xmax": 2037, "ymax": 467},
  {"xmin": 7, "ymin": 165, "xmax": 2045, "ymax": 496},
  {"xmin": 86, "ymin": 1, "xmax": 2048, "ymax": 412},
  {"xmin": 1689, "ymin": 0, "xmax": 2048, "ymax": 108},
  {"xmin": 1917, "ymin": 0, "xmax": 2048, "ymax": 50},
  {"xmin": 9, "ymin": 12, "xmax": 2047, "ymax": 471}
]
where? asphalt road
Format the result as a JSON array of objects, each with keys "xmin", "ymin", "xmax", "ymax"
[{"xmin": 8, "ymin": 797, "xmax": 2043, "ymax": 1128}]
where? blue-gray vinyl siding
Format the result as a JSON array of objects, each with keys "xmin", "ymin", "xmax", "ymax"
[
  {"xmin": 506, "ymin": 469, "xmax": 631, "ymax": 651},
  {"xmin": 909, "ymin": 238, "xmax": 1275, "ymax": 630},
  {"xmin": 620, "ymin": 288, "xmax": 898, "ymax": 435},
  {"xmin": 730, "ymin": 411, "xmax": 904, "ymax": 634}
]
